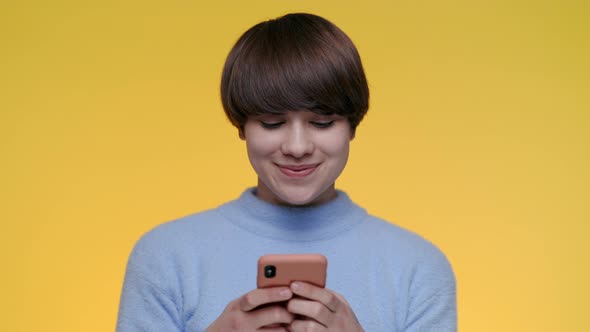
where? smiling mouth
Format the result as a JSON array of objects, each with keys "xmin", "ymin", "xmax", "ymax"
[{"xmin": 276, "ymin": 163, "xmax": 319, "ymax": 178}]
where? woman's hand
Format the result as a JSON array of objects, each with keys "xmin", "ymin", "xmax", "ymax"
[
  {"xmin": 286, "ymin": 282, "xmax": 364, "ymax": 332},
  {"xmin": 206, "ymin": 287, "xmax": 294, "ymax": 332}
]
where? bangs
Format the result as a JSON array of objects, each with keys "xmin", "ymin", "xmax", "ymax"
[{"xmin": 221, "ymin": 13, "xmax": 369, "ymax": 128}]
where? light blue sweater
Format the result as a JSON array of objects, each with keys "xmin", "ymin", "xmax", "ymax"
[{"xmin": 117, "ymin": 189, "xmax": 456, "ymax": 331}]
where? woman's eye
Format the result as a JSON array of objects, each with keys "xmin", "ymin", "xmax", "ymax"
[
  {"xmin": 260, "ymin": 121, "xmax": 284, "ymax": 129},
  {"xmin": 311, "ymin": 121, "xmax": 334, "ymax": 128}
]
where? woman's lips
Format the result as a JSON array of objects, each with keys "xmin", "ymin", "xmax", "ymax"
[{"xmin": 277, "ymin": 164, "xmax": 319, "ymax": 178}]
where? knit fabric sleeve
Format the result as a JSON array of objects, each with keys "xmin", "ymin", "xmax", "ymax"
[
  {"xmin": 403, "ymin": 245, "xmax": 457, "ymax": 332},
  {"xmin": 116, "ymin": 230, "xmax": 184, "ymax": 332}
]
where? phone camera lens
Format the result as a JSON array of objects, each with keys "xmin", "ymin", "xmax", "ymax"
[{"xmin": 264, "ymin": 265, "xmax": 276, "ymax": 278}]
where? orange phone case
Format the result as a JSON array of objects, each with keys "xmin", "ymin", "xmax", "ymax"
[{"xmin": 257, "ymin": 254, "xmax": 327, "ymax": 288}]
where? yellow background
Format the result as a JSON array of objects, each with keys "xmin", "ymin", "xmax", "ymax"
[{"xmin": 2, "ymin": 0, "xmax": 588, "ymax": 331}]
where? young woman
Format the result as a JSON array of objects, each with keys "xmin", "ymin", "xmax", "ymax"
[{"xmin": 117, "ymin": 13, "xmax": 456, "ymax": 332}]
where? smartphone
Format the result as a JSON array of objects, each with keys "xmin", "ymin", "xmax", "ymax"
[{"xmin": 257, "ymin": 254, "xmax": 327, "ymax": 288}]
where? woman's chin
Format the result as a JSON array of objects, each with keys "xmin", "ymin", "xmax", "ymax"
[{"xmin": 276, "ymin": 188, "xmax": 335, "ymax": 207}]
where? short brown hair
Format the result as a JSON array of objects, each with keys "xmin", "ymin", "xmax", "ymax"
[{"xmin": 220, "ymin": 13, "xmax": 369, "ymax": 130}]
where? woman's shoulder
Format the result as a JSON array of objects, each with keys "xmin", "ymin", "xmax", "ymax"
[
  {"xmin": 128, "ymin": 206, "xmax": 229, "ymax": 257},
  {"xmin": 358, "ymin": 213, "xmax": 452, "ymax": 266}
]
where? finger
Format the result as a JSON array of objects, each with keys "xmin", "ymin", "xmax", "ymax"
[
  {"xmin": 288, "ymin": 318, "xmax": 327, "ymax": 332},
  {"xmin": 261, "ymin": 323, "xmax": 289, "ymax": 331},
  {"xmin": 286, "ymin": 298, "xmax": 330, "ymax": 327},
  {"xmin": 240, "ymin": 287, "xmax": 293, "ymax": 311},
  {"xmin": 251, "ymin": 305, "xmax": 294, "ymax": 328},
  {"xmin": 290, "ymin": 282, "xmax": 339, "ymax": 312},
  {"xmin": 260, "ymin": 327, "xmax": 289, "ymax": 332}
]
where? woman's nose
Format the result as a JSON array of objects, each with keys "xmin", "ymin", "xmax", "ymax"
[{"xmin": 280, "ymin": 125, "xmax": 314, "ymax": 158}]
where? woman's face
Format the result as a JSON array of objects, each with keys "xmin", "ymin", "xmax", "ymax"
[{"xmin": 242, "ymin": 110, "xmax": 353, "ymax": 206}]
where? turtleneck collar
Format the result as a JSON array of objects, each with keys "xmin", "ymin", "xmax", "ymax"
[{"xmin": 217, "ymin": 188, "xmax": 367, "ymax": 242}]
